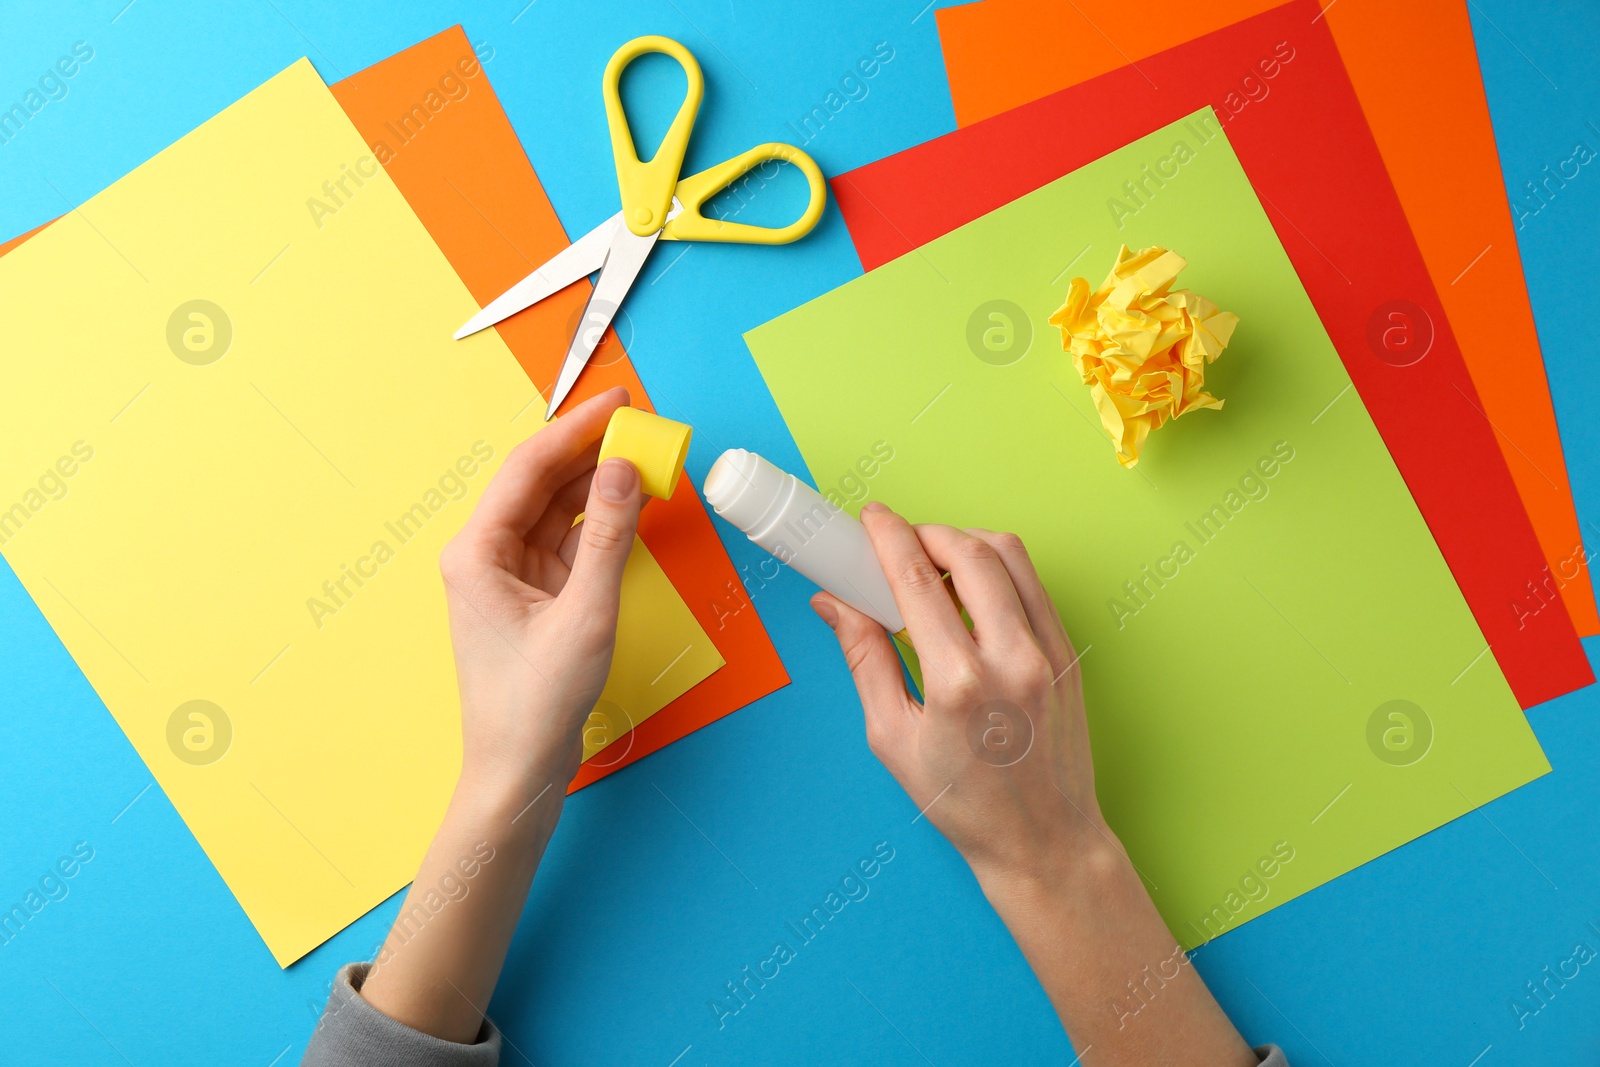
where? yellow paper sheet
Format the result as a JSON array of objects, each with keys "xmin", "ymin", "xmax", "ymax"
[
  {"xmin": 1050, "ymin": 245, "xmax": 1237, "ymax": 467},
  {"xmin": 0, "ymin": 59, "xmax": 721, "ymax": 966}
]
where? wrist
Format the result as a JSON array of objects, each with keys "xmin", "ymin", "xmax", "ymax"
[
  {"xmin": 972, "ymin": 827, "xmax": 1137, "ymax": 923},
  {"xmin": 452, "ymin": 762, "xmax": 567, "ymax": 845},
  {"xmin": 964, "ymin": 785, "xmax": 1120, "ymax": 891}
]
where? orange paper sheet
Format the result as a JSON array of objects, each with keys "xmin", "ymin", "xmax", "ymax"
[
  {"xmin": 331, "ymin": 29, "xmax": 789, "ymax": 789},
  {"xmin": 935, "ymin": 0, "xmax": 1598, "ymax": 634}
]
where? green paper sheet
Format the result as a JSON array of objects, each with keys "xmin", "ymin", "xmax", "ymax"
[{"xmin": 745, "ymin": 109, "xmax": 1550, "ymax": 947}]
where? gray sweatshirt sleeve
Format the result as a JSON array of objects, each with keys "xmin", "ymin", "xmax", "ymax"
[
  {"xmin": 300, "ymin": 963, "xmax": 501, "ymax": 1067},
  {"xmin": 1259, "ymin": 1045, "xmax": 1291, "ymax": 1066}
]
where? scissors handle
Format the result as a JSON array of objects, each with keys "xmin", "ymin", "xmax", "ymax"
[
  {"xmin": 604, "ymin": 36, "xmax": 704, "ymax": 237},
  {"xmin": 664, "ymin": 143, "xmax": 828, "ymax": 245}
]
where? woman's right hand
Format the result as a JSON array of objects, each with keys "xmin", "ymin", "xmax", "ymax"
[
  {"xmin": 809, "ymin": 503, "xmax": 1109, "ymax": 887},
  {"xmin": 811, "ymin": 503, "xmax": 1261, "ymax": 1067}
]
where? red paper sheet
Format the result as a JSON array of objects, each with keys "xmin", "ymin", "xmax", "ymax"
[
  {"xmin": 936, "ymin": 0, "xmax": 1599, "ymax": 636},
  {"xmin": 833, "ymin": 0, "xmax": 1591, "ymax": 708},
  {"xmin": 2, "ymin": 29, "xmax": 790, "ymax": 788}
]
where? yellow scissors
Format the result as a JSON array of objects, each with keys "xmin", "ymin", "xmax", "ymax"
[{"xmin": 454, "ymin": 35, "xmax": 828, "ymax": 418}]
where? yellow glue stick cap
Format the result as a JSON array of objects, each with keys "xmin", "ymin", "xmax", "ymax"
[{"xmin": 598, "ymin": 407, "xmax": 692, "ymax": 499}]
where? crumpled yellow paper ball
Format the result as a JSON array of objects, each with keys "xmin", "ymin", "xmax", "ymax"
[{"xmin": 1048, "ymin": 245, "xmax": 1238, "ymax": 467}]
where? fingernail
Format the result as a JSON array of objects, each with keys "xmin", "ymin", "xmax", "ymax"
[
  {"xmin": 597, "ymin": 458, "xmax": 637, "ymax": 502},
  {"xmin": 861, "ymin": 501, "xmax": 888, "ymax": 515},
  {"xmin": 812, "ymin": 596, "xmax": 838, "ymax": 628}
]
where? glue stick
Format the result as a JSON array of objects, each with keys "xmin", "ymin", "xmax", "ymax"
[{"xmin": 702, "ymin": 449, "xmax": 905, "ymax": 633}]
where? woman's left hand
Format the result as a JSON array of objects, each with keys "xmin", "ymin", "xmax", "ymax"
[{"xmin": 437, "ymin": 385, "xmax": 644, "ymax": 796}]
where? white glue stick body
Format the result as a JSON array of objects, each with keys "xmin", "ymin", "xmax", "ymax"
[{"xmin": 703, "ymin": 449, "xmax": 906, "ymax": 633}]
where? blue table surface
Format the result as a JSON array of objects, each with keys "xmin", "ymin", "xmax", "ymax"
[{"xmin": 1, "ymin": 2, "xmax": 1596, "ymax": 1063}]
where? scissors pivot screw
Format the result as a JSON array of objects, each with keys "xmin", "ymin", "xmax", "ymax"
[{"xmin": 633, "ymin": 208, "xmax": 655, "ymax": 227}]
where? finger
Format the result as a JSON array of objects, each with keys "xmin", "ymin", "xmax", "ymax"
[
  {"xmin": 912, "ymin": 524, "xmax": 1033, "ymax": 649},
  {"xmin": 561, "ymin": 457, "xmax": 644, "ymax": 632},
  {"xmin": 557, "ymin": 518, "xmax": 584, "ymax": 571},
  {"xmin": 467, "ymin": 386, "xmax": 629, "ymax": 541},
  {"xmin": 812, "ymin": 592, "xmax": 917, "ymax": 762},
  {"xmin": 525, "ymin": 468, "xmax": 596, "ymax": 552},
  {"xmin": 860, "ymin": 502, "xmax": 971, "ymax": 663},
  {"xmin": 965, "ymin": 528, "xmax": 1076, "ymax": 677}
]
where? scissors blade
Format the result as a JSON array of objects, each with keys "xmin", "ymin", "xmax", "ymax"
[
  {"xmin": 545, "ymin": 224, "xmax": 660, "ymax": 419},
  {"xmin": 453, "ymin": 212, "xmax": 623, "ymax": 339}
]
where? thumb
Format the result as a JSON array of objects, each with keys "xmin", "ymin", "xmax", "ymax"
[
  {"xmin": 563, "ymin": 458, "xmax": 644, "ymax": 631},
  {"xmin": 812, "ymin": 592, "xmax": 915, "ymax": 761}
]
